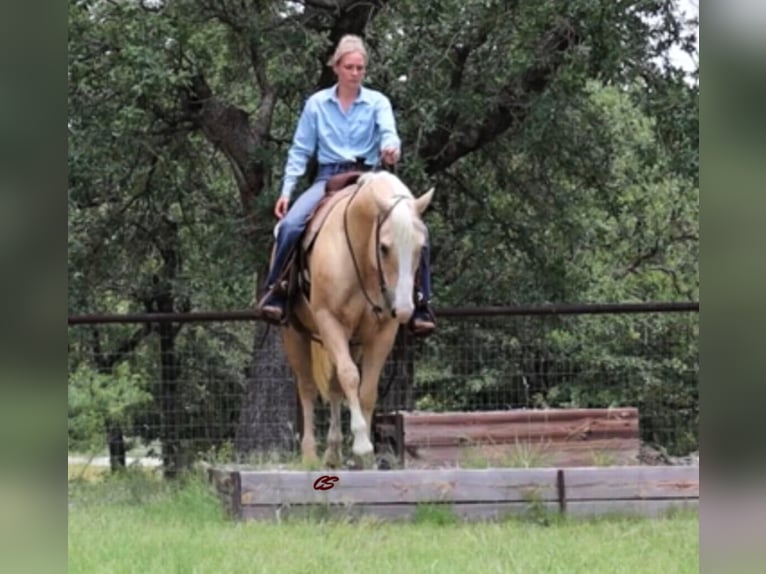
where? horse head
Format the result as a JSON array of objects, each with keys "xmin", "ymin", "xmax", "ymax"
[{"xmin": 360, "ymin": 171, "xmax": 434, "ymax": 324}]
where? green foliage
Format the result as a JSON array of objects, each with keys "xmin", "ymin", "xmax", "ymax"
[
  {"xmin": 414, "ymin": 313, "xmax": 698, "ymax": 455},
  {"xmin": 69, "ymin": 474, "xmax": 700, "ymax": 573},
  {"xmin": 414, "ymin": 503, "xmax": 458, "ymax": 526},
  {"xmin": 68, "ymin": 362, "xmax": 152, "ymax": 453},
  {"xmin": 68, "ymin": 321, "xmax": 255, "ymax": 462},
  {"xmin": 68, "ymin": 0, "xmax": 698, "ymax": 464}
]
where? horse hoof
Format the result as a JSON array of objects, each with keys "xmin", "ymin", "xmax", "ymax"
[
  {"xmin": 349, "ymin": 451, "xmax": 375, "ymax": 470},
  {"xmin": 352, "ymin": 438, "xmax": 374, "ymax": 458},
  {"xmin": 376, "ymin": 455, "xmax": 394, "ymax": 470}
]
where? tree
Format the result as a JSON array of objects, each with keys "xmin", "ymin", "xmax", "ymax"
[{"xmin": 68, "ymin": 0, "xmax": 699, "ymax": 469}]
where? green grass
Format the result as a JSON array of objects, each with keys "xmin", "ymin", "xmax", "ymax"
[{"xmin": 68, "ymin": 472, "xmax": 699, "ymax": 574}]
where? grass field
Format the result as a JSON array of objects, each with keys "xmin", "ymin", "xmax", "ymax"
[{"xmin": 68, "ymin": 469, "xmax": 699, "ymax": 574}]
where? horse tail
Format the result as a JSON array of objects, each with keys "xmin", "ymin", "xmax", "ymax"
[{"xmin": 310, "ymin": 340, "xmax": 333, "ymax": 402}]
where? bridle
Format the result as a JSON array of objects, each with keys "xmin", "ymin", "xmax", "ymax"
[{"xmin": 343, "ymin": 180, "xmax": 410, "ymax": 319}]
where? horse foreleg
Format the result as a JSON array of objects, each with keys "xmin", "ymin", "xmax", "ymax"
[
  {"xmin": 283, "ymin": 328, "xmax": 319, "ymax": 467},
  {"xmin": 323, "ymin": 389, "xmax": 343, "ymax": 468},
  {"xmin": 298, "ymin": 384, "xmax": 319, "ymax": 466},
  {"xmin": 314, "ymin": 311, "xmax": 373, "ymax": 459},
  {"xmin": 359, "ymin": 325, "xmax": 400, "ymax": 441}
]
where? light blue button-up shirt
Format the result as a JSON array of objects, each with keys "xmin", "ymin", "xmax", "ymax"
[{"xmin": 280, "ymin": 84, "xmax": 401, "ymax": 199}]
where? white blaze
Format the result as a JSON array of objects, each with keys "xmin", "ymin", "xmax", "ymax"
[{"xmin": 388, "ymin": 198, "xmax": 417, "ymax": 322}]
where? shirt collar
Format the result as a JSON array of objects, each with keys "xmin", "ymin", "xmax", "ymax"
[{"xmin": 326, "ymin": 84, "xmax": 373, "ymax": 105}]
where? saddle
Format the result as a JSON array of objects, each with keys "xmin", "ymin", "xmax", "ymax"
[
  {"xmin": 278, "ymin": 171, "xmax": 366, "ymax": 321},
  {"xmin": 300, "ymin": 171, "xmax": 364, "ymax": 254}
]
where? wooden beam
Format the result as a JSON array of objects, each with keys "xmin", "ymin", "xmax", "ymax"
[
  {"xmin": 401, "ymin": 408, "xmax": 640, "ymax": 468},
  {"xmin": 239, "ymin": 468, "xmax": 559, "ymax": 505},
  {"xmin": 224, "ymin": 465, "xmax": 699, "ymax": 522}
]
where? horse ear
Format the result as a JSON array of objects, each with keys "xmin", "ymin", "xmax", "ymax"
[{"xmin": 415, "ymin": 187, "xmax": 435, "ymax": 215}]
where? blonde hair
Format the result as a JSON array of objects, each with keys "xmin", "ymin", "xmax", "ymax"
[{"xmin": 327, "ymin": 34, "xmax": 368, "ymax": 67}]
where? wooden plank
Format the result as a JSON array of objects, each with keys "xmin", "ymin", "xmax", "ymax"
[
  {"xmin": 405, "ymin": 423, "xmax": 638, "ymax": 446},
  {"xmin": 401, "ymin": 408, "xmax": 640, "ymax": 468},
  {"xmin": 241, "ymin": 499, "xmax": 697, "ymax": 522},
  {"xmin": 207, "ymin": 467, "xmax": 241, "ymax": 518},
  {"xmin": 239, "ymin": 468, "xmax": 559, "ymax": 505},
  {"xmin": 403, "ymin": 409, "xmax": 638, "ymax": 446},
  {"xmin": 406, "ymin": 439, "xmax": 640, "ymax": 468},
  {"xmin": 226, "ymin": 465, "xmax": 700, "ymax": 522},
  {"xmin": 241, "ymin": 501, "xmax": 561, "ymax": 522},
  {"xmin": 402, "ymin": 408, "xmax": 637, "ymax": 426},
  {"xmin": 410, "ymin": 439, "xmax": 638, "ymax": 460},
  {"xmin": 564, "ymin": 466, "xmax": 699, "ymax": 500},
  {"xmin": 241, "ymin": 499, "xmax": 699, "ymax": 522}
]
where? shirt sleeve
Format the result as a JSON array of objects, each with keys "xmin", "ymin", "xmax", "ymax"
[
  {"xmin": 281, "ymin": 98, "xmax": 318, "ymax": 199},
  {"xmin": 375, "ymin": 95, "xmax": 401, "ymax": 152}
]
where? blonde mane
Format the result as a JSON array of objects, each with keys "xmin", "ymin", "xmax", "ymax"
[{"xmin": 356, "ymin": 171, "xmax": 422, "ymax": 248}]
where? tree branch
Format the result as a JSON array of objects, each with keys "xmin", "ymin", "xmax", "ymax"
[
  {"xmin": 247, "ymin": 37, "xmax": 277, "ymax": 139},
  {"xmin": 419, "ymin": 22, "xmax": 579, "ymax": 175},
  {"xmin": 91, "ymin": 325, "xmax": 152, "ymax": 372},
  {"xmin": 301, "ymin": 0, "xmax": 361, "ymax": 10},
  {"xmin": 182, "ymin": 73, "xmax": 265, "ymax": 227}
]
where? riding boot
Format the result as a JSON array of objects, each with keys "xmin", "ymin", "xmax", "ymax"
[
  {"xmin": 257, "ymin": 226, "xmax": 297, "ymax": 325},
  {"xmin": 410, "ymin": 240, "xmax": 436, "ymax": 337},
  {"xmin": 411, "ymin": 293, "xmax": 436, "ymax": 336}
]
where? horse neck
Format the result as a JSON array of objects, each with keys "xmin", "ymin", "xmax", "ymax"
[{"xmin": 343, "ymin": 184, "xmax": 381, "ymax": 256}]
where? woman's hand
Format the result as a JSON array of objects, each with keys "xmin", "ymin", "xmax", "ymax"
[
  {"xmin": 274, "ymin": 196, "xmax": 290, "ymax": 219},
  {"xmin": 381, "ymin": 147, "xmax": 400, "ymax": 166}
]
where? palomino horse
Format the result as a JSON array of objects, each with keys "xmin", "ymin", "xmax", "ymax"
[{"xmin": 282, "ymin": 171, "xmax": 434, "ymax": 468}]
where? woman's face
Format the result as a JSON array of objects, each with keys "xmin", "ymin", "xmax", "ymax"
[{"xmin": 334, "ymin": 51, "xmax": 366, "ymax": 91}]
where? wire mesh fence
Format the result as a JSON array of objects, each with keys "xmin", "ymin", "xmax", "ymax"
[{"xmin": 67, "ymin": 304, "xmax": 698, "ymax": 475}]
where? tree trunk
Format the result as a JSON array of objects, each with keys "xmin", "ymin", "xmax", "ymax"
[
  {"xmin": 90, "ymin": 326, "xmax": 150, "ymax": 474},
  {"xmin": 106, "ymin": 418, "xmax": 126, "ymax": 471},
  {"xmin": 158, "ymin": 319, "xmax": 184, "ymax": 478},
  {"xmin": 153, "ymin": 218, "xmax": 187, "ymax": 479},
  {"xmin": 234, "ymin": 321, "xmax": 297, "ymax": 457}
]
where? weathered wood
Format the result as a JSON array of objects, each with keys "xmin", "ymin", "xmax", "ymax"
[
  {"xmin": 223, "ymin": 465, "xmax": 700, "ymax": 522},
  {"xmin": 406, "ymin": 439, "xmax": 639, "ymax": 469},
  {"xmin": 403, "ymin": 408, "xmax": 638, "ymax": 426},
  {"xmin": 207, "ymin": 467, "xmax": 241, "ymax": 518},
  {"xmin": 564, "ymin": 466, "xmax": 699, "ymax": 500},
  {"xmin": 402, "ymin": 408, "xmax": 640, "ymax": 468},
  {"xmin": 241, "ymin": 499, "xmax": 697, "ymax": 522},
  {"xmin": 239, "ymin": 468, "xmax": 559, "ymax": 505},
  {"xmin": 241, "ymin": 501, "xmax": 561, "ymax": 522},
  {"xmin": 404, "ymin": 420, "xmax": 637, "ymax": 444}
]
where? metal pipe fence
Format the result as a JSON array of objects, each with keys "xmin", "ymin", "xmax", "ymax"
[{"xmin": 67, "ymin": 303, "xmax": 698, "ymax": 474}]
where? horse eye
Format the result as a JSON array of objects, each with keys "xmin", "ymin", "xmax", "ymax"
[{"xmin": 380, "ymin": 244, "xmax": 390, "ymax": 257}]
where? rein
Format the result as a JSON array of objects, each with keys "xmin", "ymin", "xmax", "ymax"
[{"xmin": 342, "ymin": 180, "xmax": 409, "ymax": 318}]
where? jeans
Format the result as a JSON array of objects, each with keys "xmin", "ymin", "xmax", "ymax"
[{"xmin": 265, "ymin": 164, "xmax": 432, "ymax": 305}]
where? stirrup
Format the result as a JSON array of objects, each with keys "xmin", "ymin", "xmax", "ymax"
[
  {"xmin": 409, "ymin": 306, "xmax": 436, "ymax": 337},
  {"xmin": 257, "ymin": 288, "xmax": 287, "ymax": 325}
]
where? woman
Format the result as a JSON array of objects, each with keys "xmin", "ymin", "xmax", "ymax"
[{"xmin": 257, "ymin": 34, "xmax": 435, "ymax": 335}]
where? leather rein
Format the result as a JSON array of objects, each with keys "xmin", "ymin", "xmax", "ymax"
[{"xmin": 343, "ymin": 181, "xmax": 409, "ymax": 319}]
